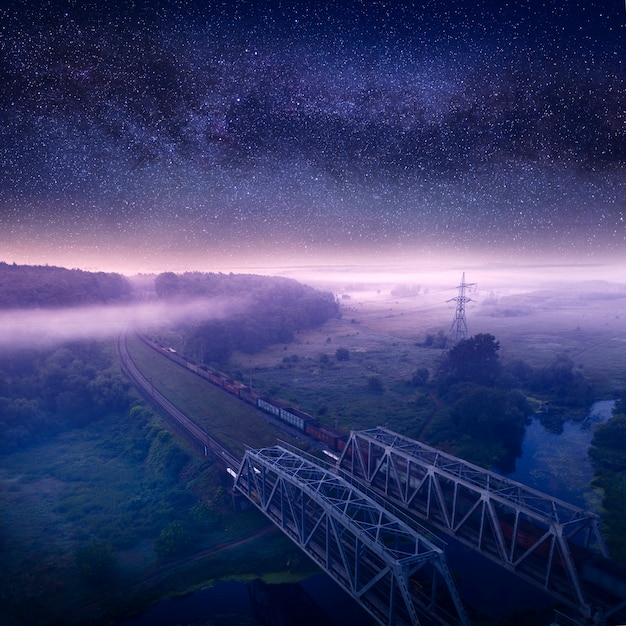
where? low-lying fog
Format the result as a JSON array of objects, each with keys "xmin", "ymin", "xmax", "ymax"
[
  {"xmin": 270, "ymin": 262, "xmax": 626, "ymax": 296},
  {"xmin": 2, "ymin": 262, "xmax": 625, "ymax": 351},
  {"xmin": 0, "ymin": 297, "xmax": 244, "ymax": 350}
]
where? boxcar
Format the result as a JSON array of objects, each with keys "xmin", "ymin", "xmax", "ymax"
[
  {"xmin": 279, "ymin": 407, "xmax": 314, "ymax": 432},
  {"xmin": 208, "ymin": 372, "xmax": 225, "ymax": 387},
  {"xmin": 257, "ymin": 397, "xmax": 283, "ymax": 418},
  {"xmin": 305, "ymin": 421, "xmax": 342, "ymax": 449}
]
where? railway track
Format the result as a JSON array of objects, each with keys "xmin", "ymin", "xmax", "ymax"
[{"xmin": 117, "ymin": 328, "xmax": 241, "ymax": 470}]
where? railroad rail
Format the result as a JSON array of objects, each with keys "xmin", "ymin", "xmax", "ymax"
[
  {"xmin": 235, "ymin": 444, "xmax": 470, "ymax": 626},
  {"xmin": 117, "ymin": 329, "xmax": 240, "ymax": 469},
  {"xmin": 119, "ymin": 329, "xmax": 626, "ymax": 624}
]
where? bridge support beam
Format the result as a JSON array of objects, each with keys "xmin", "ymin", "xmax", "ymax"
[{"xmin": 235, "ymin": 445, "xmax": 469, "ymax": 626}]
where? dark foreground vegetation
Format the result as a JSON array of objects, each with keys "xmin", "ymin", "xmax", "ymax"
[
  {"xmin": 0, "ymin": 340, "xmax": 315, "ymax": 626},
  {"xmin": 589, "ymin": 389, "xmax": 626, "ymax": 563}
]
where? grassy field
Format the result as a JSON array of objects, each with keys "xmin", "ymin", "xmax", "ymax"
[
  {"xmin": 222, "ymin": 287, "xmax": 626, "ymax": 442},
  {"xmin": 125, "ymin": 333, "xmax": 303, "ymax": 456}
]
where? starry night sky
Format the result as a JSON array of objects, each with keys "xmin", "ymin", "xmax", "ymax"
[{"xmin": 1, "ymin": 1, "xmax": 624, "ymax": 274}]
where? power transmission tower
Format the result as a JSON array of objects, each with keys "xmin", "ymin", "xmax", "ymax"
[{"xmin": 448, "ymin": 272, "xmax": 476, "ymax": 342}]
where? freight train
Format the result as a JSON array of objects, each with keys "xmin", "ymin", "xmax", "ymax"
[{"xmin": 146, "ymin": 337, "xmax": 348, "ymax": 454}]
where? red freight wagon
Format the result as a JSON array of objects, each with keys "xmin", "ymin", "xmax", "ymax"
[
  {"xmin": 239, "ymin": 386, "xmax": 262, "ymax": 405},
  {"xmin": 208, "ymin": 372, "xmax": 225, "ymax": 387},
  {"xmin": 223, "ymin": 379, "xmax": 245, "ymax": 395}
]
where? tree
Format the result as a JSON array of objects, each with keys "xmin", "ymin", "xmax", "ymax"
[
  {"xmin": 450, "ymin": 386, "xmax": 529, "ymax": 451},
  {"xmin": 439, "ymin": 333, "xmax": 501, "ymax": 387},
  {"xmin": 590, "ymin": 414, "xmax": 626, "ymax": 471},
  {"xmin": 154, "ymin": 272, "xmax": 181, "ymax": 298},
  {"xmin": 155, "ymin": 520, "xmax": 192, "ymax": 558},
  {"xmin": 335, "ymin": 347, "xmax": 350, "ymax": 361},
  {"xmin": 531, "ymin": 353, "xmax": 593, "ymax": 406},
  {"xmin": 89, "ymin": 370, "xmax": 130, "ymax": 413}
]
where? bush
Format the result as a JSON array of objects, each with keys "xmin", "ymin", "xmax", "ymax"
[
  {"xmin": 155, "ymin": 520, "xmax": 192, "ymax": 558},
  {"xmin": 75, "ymin": 541, "xmax": 116, "ymax": 583},
  {"xmin": 335, "ymin": 347, "xmax": 350, "ymax": 361}
]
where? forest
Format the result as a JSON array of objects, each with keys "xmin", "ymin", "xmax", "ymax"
[
  {"xmin": 154, "ymin": 271, "xmax": 340, "ymax": 362},
  {"xmin": 0, "ymin": 341, "xmax": 130, "ymax": 452},
  {"xmin": 0, "ymin": 262, "xmax": 132, "ymax": 308}
]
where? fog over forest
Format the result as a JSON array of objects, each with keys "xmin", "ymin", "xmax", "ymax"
[
  {"xmin": 0, "ymin": 298, "xmax": 246, "ymax": 350},
  {"xmin": 2, "ymin": 261, "xmax": 626, "ymax": 352}
]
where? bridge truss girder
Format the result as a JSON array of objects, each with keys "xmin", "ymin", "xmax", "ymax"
[
  {"xmin": 234, "ymin": 446, "xmax": 470, "ymax": 626},
  {"xmin": 339, "ymin": 428, "xmax": 610, "ymax": 618}
]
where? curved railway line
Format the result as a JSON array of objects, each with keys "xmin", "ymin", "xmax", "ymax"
[{"xmin": 117, "ymin": 329, "xmax": 241, "ymax": 470}]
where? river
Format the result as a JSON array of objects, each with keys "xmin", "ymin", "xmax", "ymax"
[
  {"xmin": 502, "ymin": 399, "xmax": 615, "ymax": 510},
  {"xmin": 120, "ymin": 400, "xmax": 615, "ymax": 626}
]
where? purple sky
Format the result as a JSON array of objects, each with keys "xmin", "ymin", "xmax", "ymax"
[{"xmin": 1, "ymin": 1, "xmax": 624, "ymax": 275}]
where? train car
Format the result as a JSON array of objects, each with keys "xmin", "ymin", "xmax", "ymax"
[
  {"xmin": 257, "ymin": 396, "xmax": 284, "ymax": 419},
  {"xmin": 208, "ymin": 372, "xmax": 225, "ymax": 387},
  {"xmin": 279, "ymin": 407, "xmax": 315, "ymax": 431},
  {"xmin": 335, "ymin": 435, "xmax": 348, "ymax": 453},
  {"xmin": 185, "ymin": 361, "xmax": 198, "ymax": 374},
  {"xmin": 305, "ymin": 421, "xmax": 344, "ymax": 449},
  {"xmin": 240, "ymin": 386, "xmax": 262, "ymax": 405},
  {"xmin": 223, "ymin": 379, "xmax": 245, "ymax": 396}
]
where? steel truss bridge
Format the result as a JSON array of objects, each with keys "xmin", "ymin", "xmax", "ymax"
[
  {"xmin": 234, "ymin": 444, "xmax": 470, "ymax": 626},
  {"xmin": 121, "ymin": 332, "xmax": 626, "ymax": 624},
  {"xmin": 338, "ymin": 427, "xmax": 626, "ymax": 624}
]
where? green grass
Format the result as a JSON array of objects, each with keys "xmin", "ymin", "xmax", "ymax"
[
  {"xmin": 126, "ymin": 334, "xmax": 300, "ymax": 456},
  {"xmin": 229, "ymin": 343, "xmax": 438, "ymax": 441},
  {"xmin": 0, "ymin": 387, "xmax": 314, "ymax": 626}
]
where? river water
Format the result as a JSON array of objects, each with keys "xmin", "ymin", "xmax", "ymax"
[
  {"xmin": 119, "ymin": 573, "xmax": 373, "ymax": 626},
  {"xmin": 120, "ymin": 400, "xmax": 615, "ymax": 626},
  {"xmin": 502, "ymin": 399, "xmax": 615, "ymax": 510}
]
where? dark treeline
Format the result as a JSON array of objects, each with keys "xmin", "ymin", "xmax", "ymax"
[
  {"xmin": 0, "ymin": 262, "xmax": 132, "ymax": 308},
  {"xmin": 155, "ymin": 271, "xmax": 340, "ymax": 362},
  {"xmin": 0, "ymin": 341, "xmax": 130, "ymax": 451},
  {"xmin": 424, "ymin": 333, "xmax": 594, "ymax": 469},
  {"xmin": 589, "ymin": 390, "xmax": 626, "ymax": 563}
]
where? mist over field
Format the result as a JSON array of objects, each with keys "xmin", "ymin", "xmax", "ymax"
[
  {"xmin": 274, "ymin": 261, "xmax": 626, "ymax": 295},
  {"xmin": 2, "ymin": 260, "xmax": 625, "ymax": 352}
]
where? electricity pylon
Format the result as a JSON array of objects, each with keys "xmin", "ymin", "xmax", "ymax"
[{"xmin": 448, "ymin": 272, "xmax": 476, "ymax": 342}]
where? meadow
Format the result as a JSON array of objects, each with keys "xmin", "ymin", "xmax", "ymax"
[{"xmin": 226, "ymin": 283, "xmax": 626, "ymax": 437}]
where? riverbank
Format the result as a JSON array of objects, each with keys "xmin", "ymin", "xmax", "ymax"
[{"xmin": 504, "ymin": 400, "xmax": 615, "ymax": 510}]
